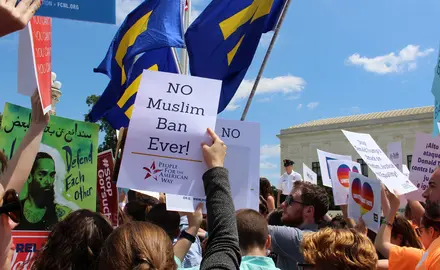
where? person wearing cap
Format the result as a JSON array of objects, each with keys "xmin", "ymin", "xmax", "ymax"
[{"xmin": 277, "ymin": 159, "xmax": 302, "ymax": 208}]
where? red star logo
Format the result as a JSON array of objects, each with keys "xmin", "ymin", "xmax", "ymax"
[{"xmin": 143, "ymin": 162, "xmax": 162, "ymax": 181}]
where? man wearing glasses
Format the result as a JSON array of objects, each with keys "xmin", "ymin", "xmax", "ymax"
[
  {"xmin": 269, "ymin": 181, "xmax": 329, "ymax": 270},
  {"xmin": 277, "ymin": 159, "xmax": 302, "ymax": 208}
]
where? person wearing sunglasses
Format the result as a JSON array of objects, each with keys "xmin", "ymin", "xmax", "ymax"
[{"xmin": 268, "ymin": 181, "xmax": 329, "ymax": 270}]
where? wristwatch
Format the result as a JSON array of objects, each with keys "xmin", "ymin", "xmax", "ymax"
[{"xmin": 180, "ymin": 230, "xmax": 196, "ymax": 243}]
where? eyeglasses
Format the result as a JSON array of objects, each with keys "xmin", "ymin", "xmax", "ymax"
[
  {"xmin": 0, "ymin": 189, "xmax": 22, "ymax": 223},
  {"xmin": 285, "ymin": 195, "xmax": 308, "ymax": 206},
  {"xmin": 297, "ymin": 263, "xmax": 315, "ymax": 270}
]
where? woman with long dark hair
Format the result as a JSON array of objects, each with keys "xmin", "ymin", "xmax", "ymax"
[{"xmin": 260, "ymin": 177, "xmax": 275, "ymax": 213}]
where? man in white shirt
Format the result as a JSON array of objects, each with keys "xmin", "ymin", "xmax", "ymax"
[{"xmin": 277, "ymin": 159, "xmax": 303, "ymax": 207}]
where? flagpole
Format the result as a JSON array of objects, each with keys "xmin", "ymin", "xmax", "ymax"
[
  {"xmin": 180, "ymin": 0, "xmax": 191, "ymax": 74},
  {"xmin": 240, "ymin": 0, "xmax": 292, "ymax": 121}
]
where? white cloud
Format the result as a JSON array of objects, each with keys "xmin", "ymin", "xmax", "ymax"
[
  {"xmin": 226, "ymin": 75, "xmax": 306, "ymax": 111},
  {"xmin": 261, "ymin": 162, "xmax": 277, "ymax": 169},
  {"xmin": 115, "ymin": 0, "xmax": 142, "ymax": 25},
  {"xmin": 190, "ymin": 8, "xmax": 201, "ymax": 23},
  {"xmin": 346, "ymin": 45, "xmax": 434, "ymax": 74},
  {"xmin": 257, "ymin": 97, "xmax": 272, "ymax": 103},
  {"xmin": 260, "ymin": 144, "xmax": 280, "ymax": 160},
  {"xmin": 306, "ymin": 102, "xmax": 319, "ymax": 110},
  {"xmin": 296, "ymin": 104, "xmax": 303, "ymax": 110},
  {"xmin": 259, "ymin": 32, "xmax": 274, "ymax": 49}
]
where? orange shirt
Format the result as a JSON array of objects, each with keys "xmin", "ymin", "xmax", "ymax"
[
  {"xmin": 416, "ymin": 237, "xmax": 440, "ymax": 270},
  {"xmin": 389, "ymin": 245, "xmax": 424, "ymax": 270}
]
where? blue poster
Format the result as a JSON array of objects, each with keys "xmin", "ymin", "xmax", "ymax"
[
  {"xmin": 433, "ymin": 99, "xmax": 440, "ymax": 137},
  {"xmin": 431, "ymin": 45, "xmax": 440, "ymax": 101},
  {"xmin": 37, "ymin": 0, "xmax": 115, "ymax": 24}
]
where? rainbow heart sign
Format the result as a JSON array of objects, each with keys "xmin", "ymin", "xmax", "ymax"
[
  {"xmin": 348, "ymin": 172, "xmax": 381, "ymax": 233},
  {"xmin": 351, "ymin": 178, "xmax": 374, "ymax": 215},
  {"xmin": 328, "ymin": 160, "xmax": 362, "ymax": 206}
]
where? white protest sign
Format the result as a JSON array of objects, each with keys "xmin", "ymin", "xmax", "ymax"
[
  {"xmin": 348, "ymin": 172, "xmax": 382, "ymax": 233},
  {"xmin": 117, "ymin": 70, "xmax": 221, "ymax": 197},
  {"xmin": 328, "ymin": 160, "xmax": 361, "ymax": 205},
  {"xmin": 387, "ymin": 141, "xmax": 403, "ymax": 172},
  {"xmin": 342, "ymin": 130, "xmax": 417, "ymax": 195},
  {"xmin": 303, "ymin": 164, "xmax": 317, "ymax": 185},
  {"xmin": 406, "ymin": 133, "xmax": 440, "ymax": 201},
  {"xmin": 166, "ymin": 119, "xmax": 260, "ymax": 213},
  {"xmin": 317, "ymin": 149, "xmax": 352, "ymax": 187},
  {"xmin": 166, "ymin": 194, "xmax": 207, "ymax": 213}
]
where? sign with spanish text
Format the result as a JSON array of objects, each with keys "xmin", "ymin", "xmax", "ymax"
[
  {"xmin": 35, "ymin": 0, "xmax": 116, "ymax": 24},
  {"xmin": 348, "ymin": 172, "xmax": 381, "ymax": 233},
  {"xmin": 387, "ymin": 141, "xmax": 403, "ymax": 172},
  {"xmin": 302, "ymin": 163, "xmax": 317, "ymax": 185},
  {"xmin": 328, "ymin": 160, "xmax": 362, "ymax": 205},
  {"xmin": 406, "ymin": 133, "xmax": 440, "ymax": 201},
  {"xmin": 0, "ymin": 103, "xmax": 99, "ymax": 231},
  {"xmin": 97, "ymin": 150, "xmax": 118, "ymax": 227},
  {"xmin": 18, "ymin": 16, "xmax": 52, "ymax": 114},
  {"xmin": 317, "ymin": 149, "xmax": 352, "ymax": 187},
  {"xmin": 342, "ymin": 130, "xmax": 417, "ymax": 195},
  {"xmin": 117, "ymin": 71, "xmax": 221, "ymax": 197},
  {"xmin": 10, "ymin": 231, "xmax": 49, "ymax": 269},
  {"xmin": 166, "ymin": 119, "xmax": 260, "ymax": 213}
]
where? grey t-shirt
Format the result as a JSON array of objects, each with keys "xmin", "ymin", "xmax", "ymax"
[{"xmin": 268, "ymin": 224, "xmax": 318, "ymax": 270}]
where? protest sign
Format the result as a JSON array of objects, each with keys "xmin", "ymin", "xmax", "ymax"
[
  {"xmin": 342, "ymin": 130, "xmax": 417, "ymax": 195},
  {"xmin": 434, "ymin": 99, "xmax": 440, "ymax": 137},
  {"xmin": 387, "ymin": 141, "xmax": 403, "ymax": 171},
  {"xmin": 302, "ymin": 163, "xmax": 317, "ymax": 185},
  {"xmin": 0, "ymin": 103, "xmax": 99, "ymax": 231},
  {"xmin": 328, "ymin": 160, "xmax": 361, "ymax": 205},
  {"xmin": 348, "ymin": 172, "xmax": 381, "ymax": 233},
  {"xmin": 117, "ymin": 71, "xmax": 221, "ymax": 197},
  {"xmin": 166, "ymin": 119, "xmax": 260, "ymax": 213},
  {"xmin": 166, "ymin": 194, "xmax": 207, "ymax": 213},
  {"xmin": 406, "ymin": 133, "xmax": 440, "ymax": 201},
  {"xmin": 34, "ymin": 0, "xmax": 116, "ymax": 24},
  {"xmin": 97, "ymin": 150, "xmax": 118, "ymax": 227},
  {"xmin": 18, "ymin": 16, "xmax": 52, "ymax": 114},
  {"xmin": 430, "ymin": 45, "xmax": 440, "ymax": 102},
  {"xmin": 317, "ymin": 149, "xmax": 352, "ymax": 187},
  {"xmin": 11, "ymin": 231, "xmax": 50, "ymax": 269}
]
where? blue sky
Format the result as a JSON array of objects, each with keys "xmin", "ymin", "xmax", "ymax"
[{"xmin": 0, "ymin": 0, "xmax": 439, "ymax": 186}]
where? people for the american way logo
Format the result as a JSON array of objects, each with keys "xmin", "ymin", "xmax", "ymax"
[{"xmin": 143, "ymin": 162, "xmax": 162, "ymax": 181}]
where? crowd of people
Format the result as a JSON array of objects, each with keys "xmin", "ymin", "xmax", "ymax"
[{"xmin": 1, "ymin": 1, "xmax": 440, "ymax": 270}]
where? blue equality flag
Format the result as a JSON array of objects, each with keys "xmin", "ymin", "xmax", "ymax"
[
  {"xmin": 91, "ymin": 48, "xmax": 180, "ymax": 129},
  {"xmin": 185, "ymin": 0, "xmax": 285, "ymax": 113},
  {"xmin": 89, "ymin": 0, "xmax": 184, "ymax": 124}
]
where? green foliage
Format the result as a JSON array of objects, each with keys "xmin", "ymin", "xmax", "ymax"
[{"xmin": 84, "ymin": 95, "xmax": 117, "ymax": 153}]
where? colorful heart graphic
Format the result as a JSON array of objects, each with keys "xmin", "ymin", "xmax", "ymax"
[
  {"xmin": 352, "ymin": 166, "xmax": 359, "ymax": 173},
  {"xmin": 351, "ymin": 178, "xmax": 374, "ymax": 216},
  {"xmin": 337, "ymin": 164, "xmax": 351, "ymax": 188}
]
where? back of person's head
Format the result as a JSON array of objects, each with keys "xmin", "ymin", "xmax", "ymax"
[
  {"xmin": 405, "ymin": 201, "xmax": 426, "ymax": 222},
  {"xmin": 301, "ymin": 228, "xmax": 378, "ymax": 270},
  {"xmin": 236, "ymin": 209, "xmax": 269, "ymax": 254},
  {"xmin": 259, "ymin": 177, "xmax": 272, "ymax": 199},
  {"xmin": 146, "ymin": 203, "xmax": 180, "ymax": 240},
  {"xmin": 267, "ymin": 209, "xmax": 283, "ymax": 226},
  {"xmin": 32, "ymin": 209, "xmax": 113, "ymax": 270},
  {"xmin": 294, "ymin": 181, "xmax": 329, "ymax": 223},
  {"xmin": 330, "ymin": 215, "xmax": 347, "ymax": 229},
  {"xmin": 259, "ymin": 195, "xmax": 269, "ymax": 217},
  {"xmin": 391, "ymin": 215, "xmax": 423, "ymax": 249},
  {"xmin": 98, "ymin": 221, "xmax": 177, "ymax": 270}
]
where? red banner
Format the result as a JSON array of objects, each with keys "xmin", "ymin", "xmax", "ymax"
[
  {"xmin": 97, "ymin": 150, "xmax": 118, "ymax": 226},
  {"xmin": 10, "ymin": 231, "xmax": 49, "ymax": 270}
]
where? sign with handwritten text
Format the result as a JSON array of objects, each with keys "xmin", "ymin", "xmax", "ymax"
[
  {"xmin": 11, "ymin": 231, "xmax": 49, "ymax": 269},
  {"xmin": 117, "ymin": 71, "xmax": 221, "ymax": 197},
  {"xmin": 342, "ymin": 130, "xmax": 417, "ymax": 195},
  {"xmin": 97, "ymin": 150, "xmax": 118, "ymax": 227},
  {"xmin": 387, "ymin": 141, "xmax": 403, "ymax": 172},
  {"xmin": 302, "ymin": 163, "xmax": 317, "ymax": 185},
  {"xmin": 0, "ymin": 103, "xmax": 98, "ymax": 231}
]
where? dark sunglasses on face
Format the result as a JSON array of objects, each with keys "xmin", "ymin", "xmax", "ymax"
[
  {"xmin": 297, "ymin": 263, "xmax": 315, "ymax": 270},
  {"xmin": 0, "ymin": 189, "xmax": 22, "ymax": 223},
  {"xmin": 285, "ymin": 195, "xmax": 308, "ymax": 206}
]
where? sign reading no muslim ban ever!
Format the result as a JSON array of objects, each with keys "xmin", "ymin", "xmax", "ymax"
[
  {"xmin": 18, "ymin": 16, "xmax": 52, "ymax": 114},
  {"xmin": 117, "ymin": 71, "xmax": 222, "ymax": 197},
  {"xmin": 166, "ymin": 119, "xmax": 260, "ymax": 213},
  {"xmin": 406, "ymin": 133, "xmax": 440, "ymax": 201},
  {"xmin": 317, "ymin": 149, "xmax": 352, "ymax": 188},
  {"xmin": 387, "ymin": 141, "xmax": 403, "ymax": 172},
  {"xmin": 348, "ymin": 172, "xmax": 381, "ymax": 233},
  {"xmin": 0, "ymin": 103, "xmax": 99, "ymax": 231},
  {"xmin": 342, "ymin": 130, "xmax": 417, "ymax": 195}
]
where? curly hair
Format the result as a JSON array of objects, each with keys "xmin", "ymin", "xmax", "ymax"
[
  {"xmin": 98, "ymin": 221, "xmax": 177, "ymax": 270},
  {"xmin": 301, "ymin": 228, "xmax": 378, "ymax": 270},
  {"xmin": 32, "ymin": 209, "xmax": 113, "ymax": 270},
  {"xmin": 294, "ymin": 181, "xmax": 329, "ymax": 223}
]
